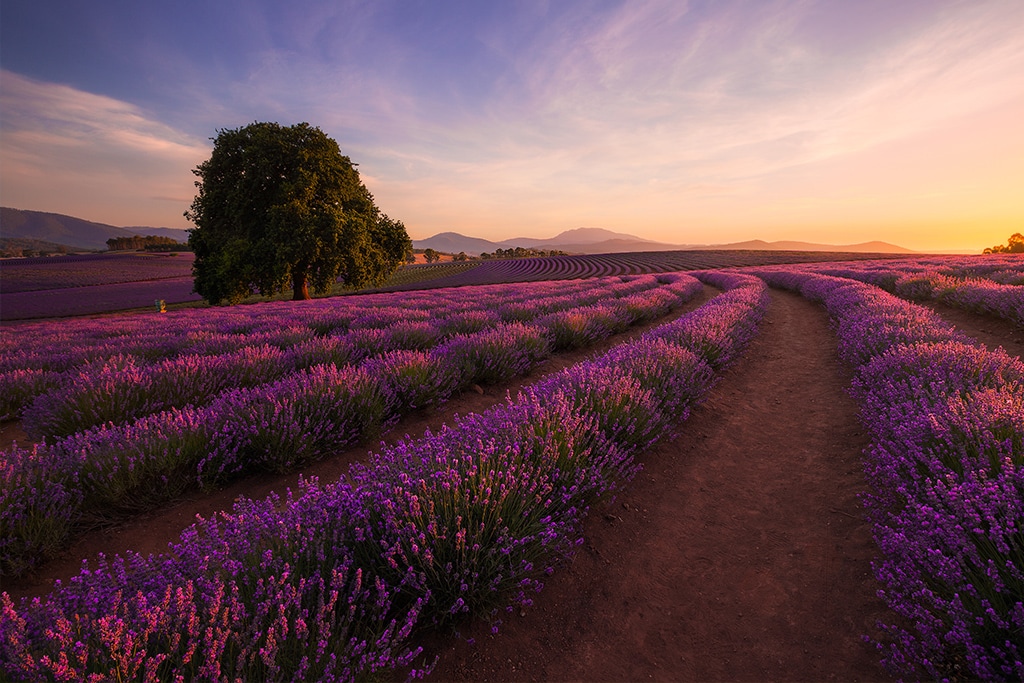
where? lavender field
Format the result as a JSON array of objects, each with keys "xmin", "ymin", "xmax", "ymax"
[
  {"xmin": 1, "ymin": 249, "xmax": 903, "ymax": 320},
  {"xmin": 1, "ymin": 252, "xmax": 1022, "ymax": 681},
  {"xmin": 1, "ymin": 253, "xmax": 201, "ymax": 320}
]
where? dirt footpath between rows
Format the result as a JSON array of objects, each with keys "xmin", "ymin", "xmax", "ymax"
[{"xmin": 423, "ymin": 288, "xmax": 895, "ymax": 682}]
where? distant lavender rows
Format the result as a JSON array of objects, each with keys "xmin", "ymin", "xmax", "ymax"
[
  {"xmin": 0, "ymin": 273, "xmax": 768, "ymax": 682},
  {"xmin": 1, "ymin": 253, "xmax": 195, "ymax": 293},
  {"xmin": 795, "ymin": 254, "xmax": 1024, "ymax": 326},
  {"xmin": 0, "ymin": 253, "xmax": 203, "ymax": 321},
  {"xmin": 1, "ymin": 278, "xmax": 204, "ymax": 320},
  {"xmin": 751, "ymin": 266, "xmax": 1023, "ymax": 681},
  {"xmin": 376, "ymin": 249, "xmax": 907, "ymax": 291},
  {"xmin": 2, "ymin": 249, "xmax": 903, "ymax": 319},
  {"xmin": 0, "ymin": 273, "xmax": 705, "ymax": 578},
  {"xmin": 2, "ymin": 273, "xmax": 697, "ymax": 429}
]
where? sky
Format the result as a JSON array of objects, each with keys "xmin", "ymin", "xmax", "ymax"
[{"xmin": 2, "ymin": 0, "xmax": 1022, "ymax": 253}]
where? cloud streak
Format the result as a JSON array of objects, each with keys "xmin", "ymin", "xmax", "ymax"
[
  {"xmin": 1, "ymin": 71, "xmax": 211, "ymax": 226},
  {"xmin": 1, "ymin": 0, "xmax": 1022, "ymax": 250}
]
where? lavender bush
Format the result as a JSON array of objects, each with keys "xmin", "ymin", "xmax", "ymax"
[
  {"xmin": 1, "ymin": 273, "xmax": 768, "ymax": 680},
  {"xmin": 801, "ymin": 254, "xmax": 1024, "ymax": 327},
  {"xmin": 3, "ymin": 274, "xmax": 690, "ymax": 426},
  {"xmin": 0, "ymin": 446, "xmax": 82, "ymax": 577},
  {"xmin": 2, "ymin": 274, "xmax": 712, "ymax": 578}
]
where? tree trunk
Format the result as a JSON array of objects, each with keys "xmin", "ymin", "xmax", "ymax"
[{"xmin": 292, "ymin": 269, "xmax": 311, "ymax": 300}]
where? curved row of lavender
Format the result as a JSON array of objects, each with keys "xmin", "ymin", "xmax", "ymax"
[
  {"xmin": 2, "ymin": 249, "xmax": 902, "ymax": 319},
  {"xmin": 1, "ymin": 274, "xmax": 705, "ymax": 579},
  {"xmin": 374, "ymin": 249, "xmax": 903, "ymax": 291},
  {"xmin": 750, "ymin": 267, "xmax": 1023, "ymax": 681},
  {"xmin": 0, "ymin": 273, "xmax": 768, "ymax": 682},
  {"xmin": 1, "ymin": 274, "xmax": 687, "ymax": 428},
  {"xmin": 796, "ymin": 254, "xmax": 1024, "ymax": 327}
]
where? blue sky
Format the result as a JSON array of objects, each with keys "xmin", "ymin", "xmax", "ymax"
[{"xmin": 2, "ymin": 0, "xmax": 1022, "ymax": 252}]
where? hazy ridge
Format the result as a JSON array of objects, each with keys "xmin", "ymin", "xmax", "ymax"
[
  {"xmin": 1, "ymin": 208, "xmax": 190, "ymax": 251},
  {"xmin": 2, "ymin": 207, "xmax": 915, "ymax": 256},
  {"xmin": 413, "ymin": 227, "xmax": 916, "ymax": 256}
]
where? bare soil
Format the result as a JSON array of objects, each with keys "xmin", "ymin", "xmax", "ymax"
[
  {"xmin": 919, "ymin": 300, "xmax": 1024, "ymax": 359},
  {"xmin": 416, "ymin": 294, "xmax": 1023, "ymax": 683},
  {"xmin": 419, "ymin": 288, "xmax": 892, "ymax": 682}
]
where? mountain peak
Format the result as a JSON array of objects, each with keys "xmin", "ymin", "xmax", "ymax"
[{"xmin": 549, "ymin": 227, "xmax": 655, "ymax": 243}]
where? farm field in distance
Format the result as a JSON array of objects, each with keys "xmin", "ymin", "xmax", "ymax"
[
  {"xmin": 1, "ymin": 250, "xmax": 1022, "ymax": 681},
  {"xmin": 1, "ymin": 248, "xmax": 907, "ymax": 321}
]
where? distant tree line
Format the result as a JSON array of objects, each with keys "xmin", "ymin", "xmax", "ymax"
[
  {"xmin": 106, "ymin": 235, "xmax": 189, "ymax": 251},
  {"xmin": 983, "ymin": 233, "xmax": 1024, "ymax": 254},
  {"xmin": 414, "ymin": 248, "xmax": 469, "ymax": 263},
  {"xmin": 0, "ymin": 238, "xmax": 72, "ymax": 258},
  {"xmin": 480, "ymin": 246, "xmax": 569, "ymax": 260},
  {"xmin": 411, "ymin": 246, "xmax": 569, "ymax": 264}
]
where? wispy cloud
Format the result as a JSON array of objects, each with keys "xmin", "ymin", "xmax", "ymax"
[
  {"xmin": 1, "ymin": 0, "xmax": 1021, "ymax": 250},
  {"xmin": 0, "ymin": 71, "xmax": 209, "ymax": 226},
  {"xmin": 351, "ymin": 0, "xmax": 1024, "ymax": 243}
]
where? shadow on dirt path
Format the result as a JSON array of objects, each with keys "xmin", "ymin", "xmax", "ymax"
[
  {"xmin": 423, "ymin": 288, "xmax": 895, "ymax": 682},
  {"xmin": 919, "ymin": 300, "xmax": 1023, "ymax": 360}
]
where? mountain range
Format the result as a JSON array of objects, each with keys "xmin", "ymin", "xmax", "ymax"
[
  {"xmin": 413, "ymin": 226, "xmax": 916, "ymax": 255},
  {"xmin": 1, "ymin": 207, "xmax": 190, "ymax": 251},
  {"xmin": 1, "ymin": 207, "xmax": 915, "ymax": 255}
]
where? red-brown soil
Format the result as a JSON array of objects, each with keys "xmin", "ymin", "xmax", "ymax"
[
  {"xmin": 416, "ymin": 294, "xmax": 1023, "ymax": 683},
  {"xmin": 419, "ymin": 288, "xmax": 892, "ymax": 682},
  {"xmin": 4, "ymin": 287, "xmax": 1020, "ymax": 683},
  {"xmin": 919, "ymin": 300, "xmax": 1024, "ymax": 359}
]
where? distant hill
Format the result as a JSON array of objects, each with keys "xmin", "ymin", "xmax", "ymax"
[
  {"xmin": 1, "ymin": 207, "xmax": 190, "ymax": 251},
  {"xmin": 706, "ymin": 239, "xmax": 916, "ymax": 254},
  {"xmin": 413, "ymin": 227, "xmax": 915, "ymax": 256},
  {"xmin": 412, "ymin": 232, "xmax": 506, "ymax": 255},
  {"xmin": 5, "ymin": 208, "xmax": 916, "ymax": 256},
  {"xmin": 500, "ymin": 227, "xmax": 664, "ymax": 250}
]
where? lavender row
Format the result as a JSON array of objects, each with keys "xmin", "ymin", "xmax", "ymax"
[
  {"xmin": 0, "ymin": 277, "xmax": 704, "ymax": 577},
  {"xmin": 0, "ymin": 274, "xmax": 665, "ymax": 375},
  {"xmin": 18, "ymin": 275, "xmax": 700, "ymax": 436},
  {"xmin": 3, "ymin": 274, "xmax": 699, "ymax": 428},
  {"xmin": 0, "ymin": 273, "xmax": 767, "ymax": 682},
  {"xmin": 751, "ymin": 267, "xmax": 1024, "ymax": 681},
  {"xmin": 0, "ymin": 253, "xmax": 195, "ymax": 294},
  {"xmin": 0, "ymin": 326, "xmax": 537, "ymax": 578},
  {"xmin": 0, "ymin": 277, "xmax": 205, "ymax": 321},
  {"xmin": 799, "ymin": 254, "xmax": 1024, "ymax": 326},
  {"xmin": 376, "ymin": 249, "xmax": 904, "ymax": 291}
]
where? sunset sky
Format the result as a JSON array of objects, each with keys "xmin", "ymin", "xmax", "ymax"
[{"xmin": 2, "ymin": 0, "xmax": 1022, "ymax": 253}]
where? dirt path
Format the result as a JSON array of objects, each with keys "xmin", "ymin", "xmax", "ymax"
[
  {"xmin": 423, "ymin": 288, "xmax": 894, "ymax": 682},
  {"xmin": 3, "ymin": 287, "xmax": 716, "ymax": 600},
  {"xmin": 919, "ymin": 301, "xmax": 1024, "ymax": 360}
]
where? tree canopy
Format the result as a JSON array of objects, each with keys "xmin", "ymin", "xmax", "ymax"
[
  {"xmin": 106, "ymin": 235, "xmax": 185, "ymax": 251},
  {"xmin": 186, "ymin": 122, "xmax": 412, "ymax": 304},
  {"xmin": 983, "ymin": 233, "xmax": 1024, "ymax": 254}
]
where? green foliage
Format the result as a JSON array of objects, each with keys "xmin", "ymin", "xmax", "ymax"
[
  {"xmin": 480, "ymin": 246, "xmax": 569, "ymax": 259},
  {"xmin": 186, "ymin": 121, "xmax": 412, "ymax": 304},
  {"xmin": 983, "ymin": 232, "xmax": 1024, "ymax": 254},
  {"xmin": 106, "ymin": 235, "xmax": 185, "ymax": 251}
]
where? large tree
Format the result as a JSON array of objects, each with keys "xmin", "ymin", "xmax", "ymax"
[{"xmin": 186, "ymin": 122, "xmax": 412, "ymax": 304}]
